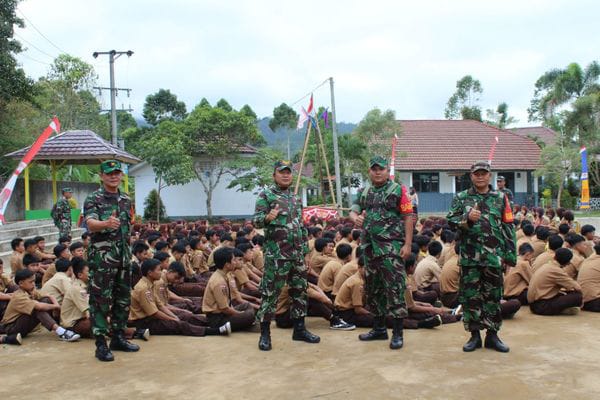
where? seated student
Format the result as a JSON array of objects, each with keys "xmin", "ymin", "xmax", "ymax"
[
  {"xmin": 562, "ymin": 210, "xmax": 581, "ymax": 233},
  {"xmin": 318, "ymin": 243, "xmax": 353, "ymax": 299},
  {"xmin": 414, "ymin": 241, "xmax": 443, "ymax": 297},
  {"xmin": 237, "ymin": 243, "xmax": 262, "ymax": 282},
  {"xmin": 146, "ymin": 234, "xmax": 161, "ymax": 256},
  {"xmin": 0, "ymin": 269, "xmax": 80, "ymax": 342},
  {"xmin": 80, "ymin": 232, "xmax": 90, "ymax": 260},
  {"xmin": 413, "ymin": 235, "xmax": 432, "ymax": 263},
  {"xmin": 130, "ymin": 259, "xmax": 230, "ymax": 337},
  {"xmin": 310, "ymin": 238, "xmax": 336, "ymax": 275},
  {"xmin": 154, "ymin": 251, "xmax": 171, "ymax": 271},
  {"xmin": 440, "ymin": 243, "xmax": 461, "ymax": 308},
  {"xmin": 251, "ymin": 234, "xmax": 265, "ymax": 271},
  {"xmin": 1, "ymin": 268, "xmax": 18, "ymax": 320},
  {"xmin": 230, "ymin": 244, "xmax": 261, "ymax": 298},
  {"xmin": 504, "ymin": 243, "xmax": 535, "ymax": 305},
  {"xmin": 331, "ymin": 247, "xmax": 361, "ymax": 298},
  {"xmin": 39, "ymin": 258, "xmax": 73, "ymax": 305},
  {"xmin": 41, "ymin": 244, "xmax": 71, "ymax": 286},
  {"xmin": 69, "ymin": 242, "xmax": 85, "ymax": 259},
  {"xmin": 528, "ymin": 248, "xmax": 583, "ymax": 315},
  {"xmin": 131, "ymin": 241, "xmax": 151, "ymax": 288},
  {"xmin": 531, "ymin": 226, "xmax": 550, "ymax": 260},
  {"xmin": 437, "ymin": 230, "xmax": 455, "ymax": 267},
  {"xmin": 335, "ymin": 226, "xmax": 354, "ymax": 250},
  {"xmin": 206, "ymin": 233, "xmax": 234, "ymax": 269},
  {"xmin": 334, "ymin": 257, "xmax": 371, "ymax": 328},
  {"xmin": 22, "ymin": 254, "xmax": 44, "ymax": 288},
  {"xmin": 61, "ymin": 259, "xmax": 147, "ymax": 341},
  {"xmin": 202, "ymin": 248, "xmax": 255, "ymax": 332},
  {"xmin": 580, "ymin": 224, "xmax": 597, "ymax": 258},
  {"xmin": 32, "ymin": 236, "xmax": 56, "ymax": 263},
  {"xmin": 159, "ymin": 262, "xmax": 203, "ymax": 313},
  {"xmin": 189, "ymin": 237, "xmax": 209, "ymax": 277},
  {"xmin": 577, "ymin": 243, "xmax": 600, "ymax": 312},
  {"xmin": 532, "ymin": 234, "xmax": 564, "ymax": 273},
  {"xmin": 276, "ymin": 282, "xmax": 355, "ymax": 330},
  {"xmin": 516, "ymin": 223, "xmax": 535, "ymax": 249},
  {"xmin": 563, "ymin": 234, "xmax": 588, "ymax": 279},
  {"xmin": 9, "ymin": 238, "xmax": 25, "ymax": 278},
  {"xmin": 557, "ymin": 222, "xmax": 571, "ymax": 240}
]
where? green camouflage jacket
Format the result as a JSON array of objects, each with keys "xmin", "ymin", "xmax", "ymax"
[
  {"xmin": 253, "ymin": 185, "xmax": 308, "ymax": 260},
  {"xmin": 446, "ymin": 185, "xmax": 517, "ymax": 268},
  {"xmin": 52, "ymin": 198, "xmax": 71, "ymax": 225},
  {"xmin": 84, "ymin": 187, "xmax": 132, "ymax": 255}
]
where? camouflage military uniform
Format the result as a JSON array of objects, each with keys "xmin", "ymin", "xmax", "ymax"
[
  {"xmin": 53, "ymin": 197, "xmax": 72, "ymax": 238},
  {"xmin": 253, "ymin": 185, "xmax": 309, "ymax": 322},
  {"xmin": 84, "ymin": 187, "xmax": 132, "ymax": 337},
  {"xmin": 447, "ymin": 185, "xmax": 516, "ymax": 332},
  {"xmin": 350, "ymin": 179, "xmax": 413, "ymax": 319}
]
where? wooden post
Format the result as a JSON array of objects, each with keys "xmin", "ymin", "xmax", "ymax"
[
  {"xmin": 314, "ymin": 122, "xmax": 337, "ymax": 207},
  {"xmin": 294, "ymin": 123, "xmax": 313, "ymax": 196},
  {"xmin": 24, "ymin": 164, "xmax": 30, "ymax": 211}
]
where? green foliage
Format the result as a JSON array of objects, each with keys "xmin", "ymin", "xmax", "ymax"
[
  {"xmin": 47, "ymin": 54, "xmax": 97, "ymax": 90},
  {"xmin": 486, "ymin": 102, "xmax": 518, "ymax": 129},
  {"xmin": 227, "ymin": 147, "xmax": 287, "ymax": 193},
  {"xmin": 216, "ymin": 98, "xmax": 233, "ymax": 112},
  {"xmin": 143, "ymin": 89, "xmax": 187, "ymax": 126},
  {"xmin": 143, "ymin": 189, "xmax": 166, "ymax": 221},
  {"xmin": 353, "ymin": 108, "xmax": 401, "ymax": 160},
  {"xmin": 239, "ymin": 104, "xmax": 257, "ymax": 121},
  {"xmin": 108, "ymin": 111, "xmax": 138, "ymax": 134},
  {"xmin": 445, "ymin": 75, "xmax": 483, "ymax": 121},
  {"xmin": 269, "ymin": 103, "xmax": 298, "ymax": 132}
]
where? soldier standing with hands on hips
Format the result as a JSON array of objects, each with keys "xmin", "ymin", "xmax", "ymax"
[
  {"xmin": 84, "ymin": 160, "xmax": 139, "ymax": 362},
  {"xmin": 350, "ymin": 156, "xmax": 414, "ymax": 350},
  {"xmin": 253, "ymin": 160, "xmax": 319, "ymax": 351},
  {"xmin": 447, "ymin": 161, "xmax": 516, "ymax": 353}
]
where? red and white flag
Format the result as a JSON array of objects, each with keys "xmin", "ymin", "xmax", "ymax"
[
  {"xmin": 0, "ymin": 117, "xmax": 60, "ymax": 225},
  {"xmin": 488, "ymin": 136, "xmax": 499, "ymax": 165},
  {"xmin": 296, "ymin": 94, "xmax": 315, "ymax": 130}
]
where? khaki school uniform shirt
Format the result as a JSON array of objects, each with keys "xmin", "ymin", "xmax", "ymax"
[
  {"xmin": 41, "ymin": 263, "xmax": 57, "ymax": 286},
  {"xmin": 191, "ymin": 250, "xmax": 208, "ymax": 274},
  {"xmin": 129, "ymin": 277, "xmax": 160, "ymax": 320},
  {"xmin": 252, "ymin": 249, "xmax": 265, "ymax": 271},
  {"xmin": 1, "ymin": 289, "xmax": 41, "ymax": 325},
  {"xmin": 564, "ymin": 250, "xmax": 585, "ymax": 279},
  {"xmin": 318, "ymin": 259, "xmax": 343, "ymax": 292},
  {"xmin": 503, "ymin": 258, "xmax": 532, "ymax": 297},
  {"xmin": 202, "ymin": 270, "xmax": 231, "ymax": 313},
  {"xmin": 1, "ymin": 274, "xmax": 13, "ymax": 293},
  {"xmin": 332, "ymin": 260, "xmax": 358, "ymax": 296},
  {"xmin": 404, "ymin": 286, "xmax": 416, "ymax": 309},
  {"xmin": 60, "ymin": 279, "xmax": 89, "ymax": 328},
  {"xmin": 516, "ymin": 229, "xmax": 524, "ymax": 240},
  {"xmin": 440, "ymin": 254, "xmax": 460, "ymax": 294},
  {"xmin": 527, "ymin": 261, "xmax": 581, "ymax": 303},
  {"xmin": 232, "ymin": 267, "xmax": 250, "ymax": 290},
  {"xmin": 153, "ymin": 275, "xmax": 170, "ymax": 307},
  {"xmin": 310, "ymin": 253, "xmax": 335, "ymax": 275},
  {"xmin": 414, "ymin": 255, "xmax": 441, "ymax": 289},
  {"xmin": 39, "ymin": 272, "xmax": 72, "ymax": 304},
  {"xmin": 516, "ymin": 236, "xmax": 533, "ymax": 251},
  {"xmin": 9, "ymin": 251, "xmax": 24, "ymax": 277},
  {"xmin": 207, "ymin": 245, "xmax": 224, "ymax": 268},
  {"xmin": 531, "ymin": 238, "xmax": 547, "ymax": 260},
  {"xmin": 532, "ymin": 250, "xmax": 555, "ymax": 273},
  {"xmin": 334, "ymin": 272, "xmax": 364, "ymax": 311},
  {"xmin": 438, "ymin": 244, "xmax": 454, "ymax": 268},
  {"xmin": 577, "ymin": 253, "xmax": 600, "ymax": 303},
  {"xmin": 583, "ymin": 240, "xmax": 594, "ymax": 258}
]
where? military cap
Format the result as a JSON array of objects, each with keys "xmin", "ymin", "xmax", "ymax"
[
  {"xmin": 61, "ymin": 187, "xmax": 73, "ymax": 193},
  {"xmin": 100, "ymin": 160, "xmax": 123, "ymax": 174},
  {"xmin": 274, "ymin": 160, "xmax": 293, "ymax": 172},
  {"xmin": 470, "ymin": 160, "xmax": 491, "ymax": 173},
  {"xmin": 369, "ymin": 156, "xmax": 388, "ymax": 168},
  {"xmin": 496, "ymin": 175, "xmax": 506, "ymax": 181}
]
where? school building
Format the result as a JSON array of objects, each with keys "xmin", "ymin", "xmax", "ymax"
[{"xmin": 394, "ymin": 120, "xmax": 545, "ymax": 213}]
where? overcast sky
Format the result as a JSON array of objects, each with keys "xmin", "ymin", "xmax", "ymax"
[{"xmin": 13, "ymin": 0, "xmax": 599, "ymax": 126}]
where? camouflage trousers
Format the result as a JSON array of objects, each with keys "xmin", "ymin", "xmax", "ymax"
[
  {"xmin": 56, "ymin": 221, "xmax": 71, "ymax": 239},
  {"xmin": 459, "ymin": 265, "xmax": 503, "ymax": 332},
  {"xmin": 88, "ymin": 248, "xmax": 131, "ymax": 337},
  {"xmin": 256, "ymin": 257, "xmax": 307, "ymax": 322},
  {"xmin": 364, "ymin": 255, "xmax": 408, "ymax": 319}
]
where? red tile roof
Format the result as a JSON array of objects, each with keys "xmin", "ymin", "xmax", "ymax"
[
  {"xmin": 511, "ymin": 126, "xmax": 558, "ymax": 146},
  {"xmin": 394, "ymin": 120, "xmax": 541, "ymax": 171}
]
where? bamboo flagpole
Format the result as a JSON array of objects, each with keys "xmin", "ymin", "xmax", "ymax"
[
  {"xmin": 314, "ymin": 120, "xmax": 337, "ymax": 206},
  {"xmin": 294, "ymin": 122, "xmax": 313, "ymax": 196}
]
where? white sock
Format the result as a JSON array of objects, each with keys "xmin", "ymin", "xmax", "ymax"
[{"xmin": 55, "ymin": 326, "xmax": 66, "ymax": 335}]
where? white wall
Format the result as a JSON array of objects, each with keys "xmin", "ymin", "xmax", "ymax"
[
  {"xmin": 398, "ymin": 172, "xmax": 412, "ymax": 187},
  {"xmin": 515, "ymin": 171, "xmax": 527, "ymax": 192},
  {"xmin": 439, "ymin": 172, "xmax": 454, "ymax": 193}
]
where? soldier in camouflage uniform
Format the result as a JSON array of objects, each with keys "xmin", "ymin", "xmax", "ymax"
[
  {"xmin": 52, "ymin": 187, "xmax": 73, "ymax": 238},
  {"xmin": 253, "ymin": 160, "xmax": 320, "ymax": 351},
  {"xmin": 496, "ymin": 175, "xmax": 514, "ymax": 203},
  {"xmin": 350, "ymin": 156, "xmax": 414, "ymax": 350},
  {"xmin": 84, "ymin": 160, "xmax": 139, "ymax": 362},
  {"xmin": 447, "ymin": 161, "xmax": 516, "ymax": 353}
]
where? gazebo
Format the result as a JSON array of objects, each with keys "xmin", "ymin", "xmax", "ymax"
[{"xmin": 4, "ymin": 130, "xmax": 141, "ymax": 219}]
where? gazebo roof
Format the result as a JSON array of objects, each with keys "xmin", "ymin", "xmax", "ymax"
[{"xmin": 4, "ymin": 130, "xmax": 141, "ymax": 165}]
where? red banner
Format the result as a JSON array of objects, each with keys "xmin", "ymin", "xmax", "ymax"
[{"xmin": 302, "ymin": 206, "xmax": 338, "ymax": 224}]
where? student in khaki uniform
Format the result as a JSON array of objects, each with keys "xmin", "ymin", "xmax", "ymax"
[
  {"xmin": 580, "ymin": 225, "xmax": 596, "ymax": 258},
  {"xmin": 9, "ymin": 238, "xmax": 25, "ymax": 278},
  {"xmin": 563, "ymin": 234, "xmax": 587, "ymax": 279},
  {"xmin": 131, "ymin": 241, "xmax": 152, "ymax": 288},
  {"xmin": 189, "ymin": 237, "xmax": 209, "ymax": 277},
  {"xmin": 503, "ymin": 243, "xmax": 534, "ymax": 305},
  {"xmin": 237, "ymin": 243, "xmax": 263, "ymax": 281},
  {"xmin": 39, "ymin": 258, "xmax": 73, "ymax": 305},
  {"xmin": 171, "ymin": 244, "xmax": 195, "ymax": 279},
  {"xmin": 22, "ymin": 254, "xmax": 44, "ymax": 288},
  {"xmin": 516, "ymin": 223, "xmax": 535, "ymax": 250},
  {"xmin": 331, "ymin": 247, "xmax": 363, "ymax": 298},
  {"xmin": 577, "ymin": 243, "xmax": 600, "ymax": 312},
  {"xmin": 310, "ymin": 238, "xmax": 336, "ymax": 275},
  {"xmin": 437, "ymin": 230, "xmax": 455, "ymax": 267},
  {"xmin": 32, "ymin": 236, "xmax": 56, "ymax": 263},
  {"xmin": 532, "ymin": 235, "xmax": 564, "ymax": 273},
  {"xmin": 334, "ymin": 260, "xmax": 371, "ymax": 328},
  {"xmin": 40, "ymin": 244, "xmax": 70, "ymax": 286},
  {"xmin": 0, "ymin": 269, "xmax": 80, "ymax": 342},
  {"xmin": 0, "ymin": 270, "xmax": 18, "ymax": 321},
  {"xmin": 206, "ymin": 233, "xmax": 234, "ymax": 269},
  {"xmin": 69, "ymin": 242, "xmax": 85, "ymax": 259},
  {"xmin": 231, "ymin": 244, "xmax": 261, "ymax": 297},
  {"xmin": 528, "ymin": 248, "xmax": 583, "ymax": 315},
  {"xmin": 334, "ymin": 227, "xmax": 354, "ymax": 252},
  {"xmin": 440, "ymin": 244, "xmax": 461, "ymax": 308},
  {"xmin": 153, "ymin": 263, "xmax": 207, "ymax": 322},
  {"xmin": 251, "ymin": 235, "xmax": 265, "ymax": 271},
  {"xmin": 159, "ymin": 262, "xmax": 203, "ymax": 314},
  {"xmin": 202, "ymin": 248, "xmax": 254, "ymax": 332},
  {"xmin": 531, "ymin": 226, "xmax": 550, "ymax": 260},
  {"xmin": 413, "ymin": 241, "xmax": 443, "ymax": 296},
  {"xmin": 318, "ymin": 243, "xmax": 353, "ymax": 299},
  {"xmin": 130, "ymin": 259, "xmax": 229, "ymax": 336}
]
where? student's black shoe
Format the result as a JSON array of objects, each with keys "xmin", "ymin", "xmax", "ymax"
[
  {"xmin": 110, "ymin": 331, "xmax": 140, "ymax": 352},
  {"xmin": 258, "ymin": 321, "xmax": 272, "ymax": 351},
  {"xmin": 133, "ymin": 328, "xmax": 150, "ymax": 341},
  {"xmin": 329, "ymin": 316, "xmax": 356, "ymax": 331},
  {"xmin": 358, "ymin": 316, "xmax": 388, "ymax": 341},
  {"xmin": 292, "ymin": 318, "xmax": 320, "ymax": 343},
  {"xmin": 389, "ymin": 318, "xmax": 404, "ymax": 350},
  {"xmin": 2, "ymin": 333, "xmax": 22, "ymax": 345},
  {"xmin": 484, "ymin": 330, "xmax": 510, "ymax": 353},
  {"xmin": 462, "ymin": 330, "xmax": 482, "ymax": 352},
  {"xmin": 95, "ymin": 336, "xmax": 114, "ymax": 362},
  {"xmin": 417, "ymin": 315, "xmax": 442, "ymax": 329}
]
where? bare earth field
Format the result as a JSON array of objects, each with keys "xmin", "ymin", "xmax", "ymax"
[{"xmin": 1, "ymin": 308, "xmax": 599, "ymax": 400}]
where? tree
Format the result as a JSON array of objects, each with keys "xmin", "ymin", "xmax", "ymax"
[
  {"xmin": 184, "ymin": 104, "xmax": 263, "ymax": 220},
  {"xmin": 48, "ymin": 54, "xmax": 97, "ymax": 90},
  {"xmin": 227, "ymin": 147, "xmax": 287, "ymax": 193},
  {"xmin": 240, "ymin": 104, "xmax": 257, "ymax": 121},
  {"xmin": 143, "ymin": 89, "xmax": 187, "ymax": 126},
  {"xmin": 143, "ymin": 189, "xmax": 166, "ymax": 221},
  {"xmin": 445, "ymin": 75, "xmax": 483, "ymax": 121},
  {"xmin": 354, "ymin": 108, "xmax": 402, "ymax": 160},
  {"xmin": 339, "ymin": 134, "xmax": 367, "ymax": 207},
  {"xmin": 269, "ymin": 103, "xmax": 298, "ymax": 159},
  {"xmin": 137, "ymin": 120, "xmax": 195, "ymax": 222},
  {"xmin": 486, "ymin": 102, "xmax": 518, "ymax": 129},
  {"xmin": 216, "ymin": 98, "xmax": 233, "ymax": 112}
]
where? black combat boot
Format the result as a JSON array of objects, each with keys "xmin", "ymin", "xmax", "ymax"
[
  {"xmin": 292, "ymin": 318, "xmax": 320, "ymax": 343},
  {"xmin": 462, "ymin": 330, "xmax": 482, "ymax": 352},
  {"xmin": 258, "ymin": 321, "xmax": 272, "ymax": 351},
  {"xmin": 109, "ymin": 331, "xmax": 140, "ymax": 352},
  {"xmin": 358, "ymin": 316, "xmax": 388, "ymax": 341},
  {"xmin": 95, "ymin": 336, "xmax": 115, "ymax": 362},
  {"xmin": 484, "ymin": 330, "xmax": 510, "ymax": 353},
  {"xmin": 389, "ymin": 318, "xmax": 404, "ymax": 350}
]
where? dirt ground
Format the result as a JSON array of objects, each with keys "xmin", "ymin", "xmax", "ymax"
[{"xmin": 1, "ymin": 308, "xmax": 599, "ymax": 400}]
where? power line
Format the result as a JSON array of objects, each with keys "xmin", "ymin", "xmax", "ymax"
[
  {"xmin": 14, "ymin": 32, "xmax": 56, "ymax": 59},
  {"xmin": 17, "ymin": 8, "xmax": 69, "ymax": 55},
  {"xmin": 18, "ymin": 52, "xmax": 52, "ymax": 66},
  {"xmin": 290, "ymin": 79, "xmax": 330, "ymax": 107}
]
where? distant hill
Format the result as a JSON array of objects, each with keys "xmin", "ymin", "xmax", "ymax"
[{"xmin": 257, "ymin": 117, "xmax": 357, "ymax": 156}]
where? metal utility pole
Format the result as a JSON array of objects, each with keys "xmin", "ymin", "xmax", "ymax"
[
  {"xmin": 92, "ymin": 50, "xmax": 134, "ymax": 147},
  {"xmin": 329, "ymin": 77, "xmax": 343, "ymax": 210}
]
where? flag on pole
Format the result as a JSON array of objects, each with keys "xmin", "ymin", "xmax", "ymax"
[
  {"xmin": 296, "ymin": 107, "xmax": 309, "ymax": 130},
  {"xmin": 0, "ymin": 117, "xmax": 60, "ymax": 225},
  {"xmin": 580, "ymin": 146, "xmax": 590, "ymax": 210},
  {"xmin": 296, "ymin": 94, "xmax": 316, "ymax": 130},
  {"xmin": 320, "ymin": 107, "xmax": 329, "ymax": 128},
  {"xmin": 390, "ymin": 134, "xmax": 398, "ymax": 181},
  {"xmin": 488, "ymin": 135, "xmax": 499, "ymax": 165}
]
